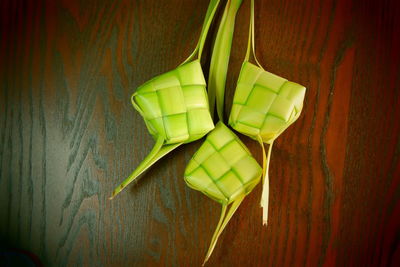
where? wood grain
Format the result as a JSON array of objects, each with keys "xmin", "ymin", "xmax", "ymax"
[{"xmin": 1, "ymin": 0, "xmax": 400, "ymax": 266}]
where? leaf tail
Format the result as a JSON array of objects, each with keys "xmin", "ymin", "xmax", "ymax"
[
  {"xmin": 203, "ymin": 195, "xmax": 245, "ymax": 265},
  {"xmin": 110, "ymin": 136, "xmax": 182, "ymax": 199},
  {"xmin": 257, "ymin": 136, "xmax": 273, "ymax": 226}
]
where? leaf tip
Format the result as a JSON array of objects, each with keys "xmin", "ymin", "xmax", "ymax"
[
  {"xmin": 202, "ymin": 256, "xmax": 209, "ymax": 266},
  {"xmin": 109, "ymin": 190, "xmax": 117, "ymax": 200}
]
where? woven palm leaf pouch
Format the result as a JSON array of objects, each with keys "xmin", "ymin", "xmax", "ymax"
[
  {"xmin": 110, "ymin": 0, "xmax": 222, "ymax": 199},
  {"xmin": 185, "ymin": 122, "xmax": 261, "ymax": 263},
  {"xmin": 229, "ymin": 0, "xmax": 306, "ymax": 225}
]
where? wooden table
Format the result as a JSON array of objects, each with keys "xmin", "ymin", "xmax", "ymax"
[{"xmin": 1, "ymin": 0, "xmax": 399, "ymax": 266}]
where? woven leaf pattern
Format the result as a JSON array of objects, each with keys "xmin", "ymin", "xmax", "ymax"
[
  {"xmin": 184, "ymin": 122, "xmax": 262, "ymax": 205},
  {"xmin": 229, "ymin": 61, "xmax": 306, "ymax": 143},
  {"xmin": 133, "ymin": 60, "xmax": 215, "ymax": 144}
]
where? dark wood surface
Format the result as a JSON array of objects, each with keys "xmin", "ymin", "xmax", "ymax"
[{"xmin": 1, "ymin": 0, "xmax": 400, "ymax": 266}]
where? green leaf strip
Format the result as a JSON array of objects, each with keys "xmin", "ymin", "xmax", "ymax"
[
  {"xmin": 182, "ymin": 0, "xmax": 221, "ymax": 65},
  {"xmin": 244, "ymin": 0, "xmax": 262, "ymax": 68},
  {"xmin": 257, "ymin": 136, "xmax": 273, "ymax": 225},
  {"xmin": 110, "ymin": 134, "xmax": 181, "ymax": 199},
  {"xmin": 257, "ymin": 109, "xmax": 302, "ymax": 224},
  {"xmin": 203, "ymin": 194, "xmax": 245, "ymax": 266},
  {"xmin": 208, "ymin": 0, "xmax": 243, "ymax": 121}
]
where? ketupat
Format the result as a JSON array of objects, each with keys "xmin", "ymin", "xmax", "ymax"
[
  {"xmin": 229, "ymin": 61, "xmax": 305, "ymax": 224},
  {"xmin": 229, "ymin": 0, "xmax": 306, "ymax": 225},
  {"xmin": 184, "ymin": 122, "xmax": 261, "ymax": 264},
  {"xmin": 110, "ymin": 0, "xmax": 222, "ymax": 199},
  {"xmin": 185, "ymin": 122, "xmax": 262, "ymax": 205}
]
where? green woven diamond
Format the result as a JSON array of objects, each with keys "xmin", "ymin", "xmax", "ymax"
[
  {"xmin": 133, "ymin": 60, "xmax": 214, "ymax": 144},
  {"xmin": 110, "ymin": 0, "xmax": 222, "ymax": 199},
  {"xmin": 110, "ymin": 60, "xmax": 215, "ymax": 199},
  {"xmin": 184, "ymin": 122, "xmax": 262, "ymax": 205},
  {"xmin": 229, "ymin": 61, "xmax": 306, "ymax": 144}
]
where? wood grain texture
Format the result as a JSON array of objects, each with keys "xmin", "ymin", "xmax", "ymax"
[{"xmin": 1, "ymin": 0, "xmax": 400, "ymax": 266}]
